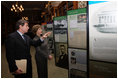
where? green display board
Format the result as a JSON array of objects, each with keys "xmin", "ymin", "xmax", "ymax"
[
  {"xmin": 53, "ymin": 16, "xmax": 68, "ymax": 69},
  {"xmin": 67, "ymin": 8, "xmax": 88, "ymax": 78},
  {"xmin": 53, "ymin": 16, "xmax": 67, "ymax": 42},
  {"xmin": 67, "ymin": 8, "xmax": 87, "ymax": 49}
]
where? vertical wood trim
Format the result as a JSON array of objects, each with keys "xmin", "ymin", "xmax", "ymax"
[{"xmin": 73, "ymin": 1, "xmax": 78, "ymax": 9}]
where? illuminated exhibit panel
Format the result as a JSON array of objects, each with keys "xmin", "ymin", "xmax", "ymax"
[
  {"xmin": 69, "ymin": 48, "xmax": 87, "ymax": 71},
  {"xmin": 67, "ymin": 8, "xmax": 87, "ymax": 49},
  {"xmin": 53, "ymin": 16, "xmax": 68, "ymax": 69},
  {"xmin": 89, "ymin": 1, "xmax": 117, "ymax": 63},
  {"xmin": 53, "ymin": 16, "xmax": 67, "ymax": 43},
  {"xmin": 67, "ymin": 8, "xmax": 87, "ymax": 78},
  {"xmin": 68, "ymin": 48, "xmax": 87, "ymax": 77}
]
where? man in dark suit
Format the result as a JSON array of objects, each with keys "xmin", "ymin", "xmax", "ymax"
[{"xmin": 5, "ymin": 19, "xmax": 49, "ymax": 78}]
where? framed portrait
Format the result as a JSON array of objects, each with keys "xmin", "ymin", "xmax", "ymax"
[{"xmin": 55, "ymin": 42, "xmax": 68, "ymax": 69}]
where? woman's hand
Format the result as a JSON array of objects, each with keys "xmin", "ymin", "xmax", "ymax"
[
  {"xmin": 46, "ymin": 32, "xmax": 51, "ymax": 36},
  {"xmin": 41, "ymin": 32, "xmax": 52, "ymax": 40}
]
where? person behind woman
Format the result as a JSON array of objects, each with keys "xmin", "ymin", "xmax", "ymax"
[{"xmin": 32, "ymin": 24, "xmax": 52, "ymax": 78}]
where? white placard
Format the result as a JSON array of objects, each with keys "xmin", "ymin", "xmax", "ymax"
[{"xmin": 89, "ymin": 1, "xmax": 117, "ymax": 63}]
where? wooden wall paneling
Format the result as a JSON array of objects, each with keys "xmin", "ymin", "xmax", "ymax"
[
  {"xmin": 53, "ymin": 7, "xmax": 56, "ymax": 17},
  {"xmin": 73, "ymin": 1, "xmax": 78, "ymax": 9},
  {"xmin": 68, "ymin": 1, "xmax": 73, "ymax": 10}
]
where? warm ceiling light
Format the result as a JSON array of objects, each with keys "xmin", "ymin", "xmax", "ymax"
[
  {"xmin": 11, "ymin": 2, "xmax": 24, "ymax": 12},
  {"xmin": 22, "ymin": 17, "xmax": 28, "ymax": 20}
]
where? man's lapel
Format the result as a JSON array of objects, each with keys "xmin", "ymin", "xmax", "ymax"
[{"xmin": 15, "ymin": 31, "xmax": 27, "ymax": 45}]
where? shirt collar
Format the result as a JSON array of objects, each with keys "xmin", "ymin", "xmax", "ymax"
[{"xmin": 17, "ymin": 30, "xmax": 23, "ymax": 36}]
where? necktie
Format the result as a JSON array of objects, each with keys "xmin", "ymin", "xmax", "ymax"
[{"xmin": 22, "ymin": 35, "xmax": 26, "ymax": 42}]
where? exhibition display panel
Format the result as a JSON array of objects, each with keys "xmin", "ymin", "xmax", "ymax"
[
  {"xmin": 53, "ymin": 16, "xmax": 68, "ymax": 69},
  {"xmin": 89, "ymin": 1, "xmax": 117, "ymax": 77},
  {"xmin": 67, "ymin": 8, "xmax": 88, "ymax": 78}
]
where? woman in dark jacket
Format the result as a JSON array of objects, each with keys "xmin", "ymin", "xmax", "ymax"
[{"xmin": 32, "ymin": 24, "xmax": 52, "ymax": 78}]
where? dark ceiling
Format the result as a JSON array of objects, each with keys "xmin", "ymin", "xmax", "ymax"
[
  {"xmin": 1, "ymin": 1, "xmax": 49, "ymax": 23},
  {"xmin": 1, "ymin": 1, "xmax": 48, "ymax": 11}
]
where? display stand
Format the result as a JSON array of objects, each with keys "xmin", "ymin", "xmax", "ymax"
[
  {"xmin": 53, "ymin": 16, "xmax": 68, "ymax": 69},
  {"xmin": 67, "ymin": 8, "xmax": 88, "ymax": 78}
]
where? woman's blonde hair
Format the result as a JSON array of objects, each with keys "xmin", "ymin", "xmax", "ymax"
[{"xmin": 32, "ymin": 24, "xmax": 42, "ymax": 34}]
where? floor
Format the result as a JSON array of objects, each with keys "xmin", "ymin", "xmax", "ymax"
[{"xmin": 1, "ymin": 44, "xmax": 68, "ymax": 78}]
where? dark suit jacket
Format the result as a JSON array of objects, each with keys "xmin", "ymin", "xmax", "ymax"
[{"xmin": 5, "ymin": 31, "xmax": 43, "ymax": 72}]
